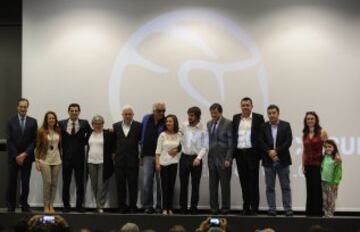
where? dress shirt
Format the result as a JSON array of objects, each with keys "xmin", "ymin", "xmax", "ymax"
[
  {"xmin": 237, "ymin": 113, "xmax": 252, "ymax": 149},
  {"xmin": 180, "ymin": 121, "xmax": 208, "ymax": 160},
  {"xmin": 66, "ymin": 119, "xmax": 80, "ymax": 134}
]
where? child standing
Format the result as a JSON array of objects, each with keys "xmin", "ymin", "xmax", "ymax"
[{"xmin": 321, "ymin": 139, "xmax": 342, "ymax": 217}]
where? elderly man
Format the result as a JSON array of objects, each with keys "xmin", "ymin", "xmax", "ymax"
[
  {"xmin": 141, "ymin": 102, "xmax": 166, "ymax": 214},
  {"xmin": 113, "ymin": 105, "xmax": 142, "ymax": 213}
]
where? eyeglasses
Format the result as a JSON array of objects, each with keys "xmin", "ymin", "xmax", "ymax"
[{"xmin": 155, "ymin": 109, "xmax": 166, "ymax": 113}]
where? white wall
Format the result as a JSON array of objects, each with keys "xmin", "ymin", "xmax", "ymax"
[{"xmin": 23, "ymin": 0, "xmax": 360, "ymax": 211}]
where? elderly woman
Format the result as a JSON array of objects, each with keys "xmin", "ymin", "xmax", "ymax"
[{"xmin": 87, "ymin": 115, "xmax": 114, "ymax": 213}]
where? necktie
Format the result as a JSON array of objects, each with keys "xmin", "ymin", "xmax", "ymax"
[
  {"xmin": 20, "ymin": 116, "xmax": 25, "ymax": 133},
  {"xmin": 211, "ymin": 120, "xmax": 217, "ymax": 135},
  {"xmin": 71, "ymin": 122, "xmax": 76, "ymax": 135}
]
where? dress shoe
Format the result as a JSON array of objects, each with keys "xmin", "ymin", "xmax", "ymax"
[
  {"xmin": 189, "ymin": 208, "xmax": 198, "ymax": 215},
  {"xmin": 63, "ymin": 207, "xmax": 71, "ymax": 213},
  {"xmin": 242, "ymin": 209, "xmax": 251, "ymax": 215},
  {"xmin": 211, "ymin": 209, "xmax": 220, "ymax": 215},
  {"xmin": 144, "ymin": 208, "xmax": 154, "ymax": 214},
  {"xmin": 155, "ymin": 207, "xmax": 162, "ymax": 214},
  {"xmin": 267, "ymin": 210, "xmax": 277, "ymax": 216},
  {"xmin": 285, "ymin": 210, "xmax": 294, "ymax": 217},
  {"xmin": 129, "ymin": 208, "xmax": 138, "ymax": 214},
  {"xmin": 75, "ymin": 207, "xmax": 85, "ymax": 213},
  {"xmin": 180, "ymin": 208, "xmax": 188, "ymax": 215},
  {"xmin": 119, "ymin": 208, "xmax": 128, "ymax": 214},
  {"xmin": 21, "ymin": 206, "xmax": 32, "ymax": 212},
  {"xmin": 220, "ymin": 208, "xmax": 230, "ymax": 215},
  {"xmin": 7, "ymin": 207, "xmax": 15, "ymax": 212}
]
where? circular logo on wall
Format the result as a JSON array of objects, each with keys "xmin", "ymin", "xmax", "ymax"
[{"xmin": 109, "ymin": 10, "xmax": 268, "ymax": 120}]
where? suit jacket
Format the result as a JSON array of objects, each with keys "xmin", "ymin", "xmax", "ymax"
[
  {"xmin": 6, "ymin": 115, "xmax": 38, "ymax": 161},
  {"xmin": 207, "ymin": 116, "xmax": 233, "ymax": 162},
  {"xmin": 113, "ymin": 120, "xmax": 142, "ymax": 168},
  {"xmin": 232, "ymin": 112, "xmax": 265, "ymax": 153},
  {"xmin": 259, "ymin": 120, "xmax": 293, "ymax": 167},
  {"xmin": 59, "ymin": 119, "xmax": 91, "ymax": 163},
  {"xmin": 87, "ymin": 130, "xmax": 114, "ymax": 181}
]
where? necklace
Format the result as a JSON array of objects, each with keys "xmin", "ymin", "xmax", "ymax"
[{"xmin": 49, "ymin": 130, "xmax": 55, "ymax": 150}]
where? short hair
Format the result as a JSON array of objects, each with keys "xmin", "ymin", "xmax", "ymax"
[
  {"xmin": 17, "ymin": 98, "xmax": 29, "ymax": 106},
  {"xmin": 120, "ymin": 223, "xmax": 140, "ymax": 232},
  {"xmin": 165, "ymin": 114, "xmax": 179, "ymax": 133},
  {"xmin": 92, "ymin": 115, "xmax": 104, "ymax": 125},
  {"xmin": 152, "ymin": 102, "xmax": 166, "ymax": 111},
  {"xmin": 169, "ymin": 225, "xmax": 187, "ymax": 232},
  {"xmin": 209, "ymin": 103, "xmax": 223, "ymax": 113},
  {"xmin": 68, "ymin": 103, "xmax": 81, "ymax": 111},
  {"xmin": 267, "ymin": 104, "xmax": 279, "ymax": 113},
  {"xmin": 122, "ymin": 105, "xmax": 134, "ymax": 113},
  {"xmin": 187, "ymin": 106, "xmax": 201, "ymax": 120},
  {"xmin": 241, "ymin": 97, "xmax": 253, "ymax": 105}
]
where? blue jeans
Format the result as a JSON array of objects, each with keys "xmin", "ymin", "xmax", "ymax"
[
  {"xmin": 142, "ymin": 156, "xmax": 162, "ymax": 209},
  {"xmin": 264, "ymin": 161, "xmax": 292, "ymax": 212}
]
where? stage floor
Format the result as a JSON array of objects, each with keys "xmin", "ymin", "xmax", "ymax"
[{"xmin": 0, "ymin": 208, "xmax": 359, "ymax": 232}]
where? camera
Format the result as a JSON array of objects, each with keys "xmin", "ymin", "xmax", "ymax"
[
  {"xmin": 209, "ymin": 217, "xmax": 220, "ymax": 227},
  {"xmin": 40, "ymin": 215, "xmax": 55, "ymax": 224}
]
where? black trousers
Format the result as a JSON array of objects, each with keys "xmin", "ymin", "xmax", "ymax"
[
  {"xmin": 6, "ymin": 157, "xmax": 32, "ymax": 208},
  {"xmin": 234, "ymin": 148, "xmax": 260, "ymax": 212},
  {"xmin": 114, "ymin": 163, "xmax": 139, "ymax": 210},
  {"xmin": 305, "ymin": 165, "xmax": 323, "ymax": 216},
  {"xmin": 62, "ymin": 159, "xmax": 85, "ymax": 208},
  {"xmin": 160, "ymin": 164, "xmax": 177, "ymax": 210},
  {"xmin": 179, "ymin": 154, "xmax": 202, "ymax": 210}
]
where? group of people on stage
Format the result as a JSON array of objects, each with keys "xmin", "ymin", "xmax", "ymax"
[{"xmin": 6, "ymin": 97, "xmax": 342, "ymax": 217}]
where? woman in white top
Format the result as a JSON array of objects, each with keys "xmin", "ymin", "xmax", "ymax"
[
  {"xmin": 155, "ymin": 114, "xmax": 182, "ymax": 215},
  {"xmin": 35, "ymin": 111, "xmax": 62, "ymax": 213},
  {"xmin": 87, "ymin": 115, "xmax": 114, "ymax": 213}
]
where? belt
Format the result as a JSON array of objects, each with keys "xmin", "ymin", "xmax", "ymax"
[
  {"xmin": 182, "ymin": 152, "xmax": 197, "ymax": 156},
  {"xmin": 237, "ymin": 148, "xmax": 254, "ymax": 152}
]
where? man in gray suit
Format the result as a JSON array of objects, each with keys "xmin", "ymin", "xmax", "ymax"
[{"xmin": 207, "ymin": 103, "xmax": 233, "ymax": 214}]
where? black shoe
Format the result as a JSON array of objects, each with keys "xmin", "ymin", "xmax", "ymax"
[
  {"xmin": 119, "ymin": 208, "xmax": 128, "ymax": 214},
  {"xmin": 242, "ymin": 209, "xmax": 251, "ymax": 215},
  {"xmin": 75, "ymin": 207, "xmax": 85, "ymax": 213},
  {"xmin": 267, "ymin": 211, "xmax": 277, "ymax": 216},
  {"xmin": 63, "ymin": 207, "xmax": 71, "ymax": 213},
  {"xmin": 250, "ymin": 210, "xmax": 258, "ymax": 216},
  {"xmin": 285, "ymin": 210, "xmax": 294, "ymax": 217},
  {"xmin": 189, "ymin": 208, "xmax": 198, "ymax": 215},
  {"xmin": 180, "ymin": 208, "xmax": 188, "ymax": 215},
  {"xmin": 21, "ymin": 206, "xmax": 31, "ymax": 212},
  {"xmin": 220, "ymin": 208, "xmax": 230, "ymax": 215},
  {"xmin": 144, "ymin": 208, "xmax": 154, "ymax": 214},
  {"xmin": 7, "ymin": 207, "xmax": 15, "ymax": 212},
  {"xmin": 155, "ymin": 207, "xmax": 162, "ymax": 214},
  {"xmin": 211, "ymin": 209, "xmax": 220, "ymax": 215}
]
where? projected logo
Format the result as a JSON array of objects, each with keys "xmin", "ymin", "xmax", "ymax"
[{"xmin": 109, "ymin": 10, "xmax": 269, "ymax": 120}]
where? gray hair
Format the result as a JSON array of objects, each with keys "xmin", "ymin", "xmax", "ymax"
[
  {"xmin": 122, "ymin": 105, "xmax": 134, "ymax": 113},
  {"xmin": 152, "ymin": 101, "xmax": 166, "ymax": 110},
  {"xmin": 120, "ymin": 222, "xmax": 140, "ymax": 232},
  {"xmin": 91, "ymin": 115, "xmax": 104, "ymax": 125}
]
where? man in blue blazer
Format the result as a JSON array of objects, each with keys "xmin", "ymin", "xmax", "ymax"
[
  {"xmin": 260, "ymin": 104, "xmax": 293, "ymax": 216},
  {"xmin": 59, "ymin": 103, "xmax": 91, "ymax": 212},
  {"xmin": 6, "ymin": 98, "xmax": 38, "ymax": 212}
]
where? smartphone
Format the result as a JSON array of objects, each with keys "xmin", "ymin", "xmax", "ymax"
[
  {"xmin": 209, "ymin": 217, "xmax": 220, "ymax": 227},
  {"xmin": 40, "ymin": 215, "xmax": 55, "ymax": 224}
]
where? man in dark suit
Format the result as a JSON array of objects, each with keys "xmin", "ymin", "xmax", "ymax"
[
  {"xmin": 207, "ymin": 103, "xmax": 233, "ymax": 215},
  {"xmin": 6, "ymin": 98, "xmax": 38, "ymax": 212},
  {"xmin": 260, "ymin": 104, "xmax": 293, "ymax": 216},
  {"xmin": 59, "ymin": 103, "xmax": 91, "ymax": 212},
  {"xmin": 232, "ymin": 97, "xmax": 264, "ymax": 215},
  {"xmin": 113, "ymin": 105, "xmax": 142, "ymax": 213}
]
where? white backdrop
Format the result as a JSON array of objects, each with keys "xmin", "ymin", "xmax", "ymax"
[{"xmin": 23, "ymin": 0, "xmax": 360, "ymax": 211}]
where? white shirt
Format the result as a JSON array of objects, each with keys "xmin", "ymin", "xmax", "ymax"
[
  {"xmin": 156, "ymin": 132, "xmax": 182, "ymax": 166},
  {"xmin": 237, "ymin": 113, "xmax": 253, "ymax": 149},
  {"xmin": 66, "ymin": 119, "xmax": 80, "ymax": 135},
  {"xmin": 40, "ymin": 132, "xmax": 62, "ymax": 165},
  {"xmin": 88, "ymin": 131, "xmax": 104, "ymax": 164},
  {"xmin": 122, "ymin": 120, "xmax": 132, "ymax": 137},
  {"xmin": 180, "ymin": 121, "xmax": 208, "ymax": 160},
  {"xmin": 271, "ymin": 122, "xmax": 279, "ymax": 149}
]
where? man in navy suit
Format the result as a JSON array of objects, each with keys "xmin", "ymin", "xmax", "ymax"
[
  {"xmin": 6, "ymin": 98, "xmax": 38, "ymax": 212},
  {"xmin": 59, "ymin": 103, "xmax": 91, "ymax": 212},
  {"xmin": 232, "ymin": 97, "xmax": 264, "ymax": 215},
  {"xmin": 260, "ymin": 104, "xmax": 293, "ymax": 216}
]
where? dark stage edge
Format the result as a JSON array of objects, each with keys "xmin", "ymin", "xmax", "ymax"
[{"xmin": 1, "ymin": 209, "xmax": 360, "ymax": 232}]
